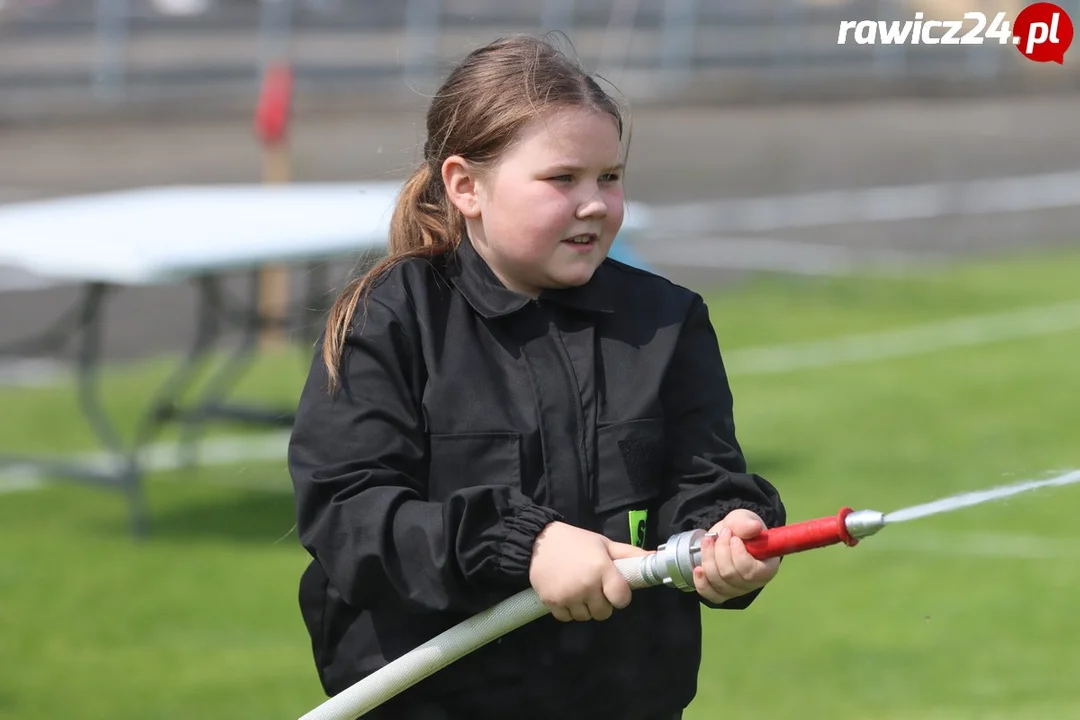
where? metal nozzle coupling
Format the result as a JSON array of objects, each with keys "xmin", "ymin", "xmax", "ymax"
[
  {"xmin": 845, "ymin": 509, "xmax": 886, "ymax": 540},
  {"xmin": 640, "ymin": 528, "xmax": 705, "ymax": 592},
  {"xmin": 640, "ymin": 508, "xmax": 887, "ymax": 591}
]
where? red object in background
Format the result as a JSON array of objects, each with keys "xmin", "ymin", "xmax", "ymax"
[{"xmin": 254, "ymin": 62, "xmax": 293, "ymax": 146}]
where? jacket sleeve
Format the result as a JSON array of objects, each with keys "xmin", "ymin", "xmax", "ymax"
[
  {"xmin": 288, "ymin": 294, "xmax": 562, "ymax": 616},
  {"xmin": 656, "ymin": 294, "xmax": 787, "ymax": 610}
]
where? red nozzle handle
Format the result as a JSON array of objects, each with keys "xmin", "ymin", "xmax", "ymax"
[{"xmin": 743, "ymin": 507, "xmax": 858, "ymax": 560}]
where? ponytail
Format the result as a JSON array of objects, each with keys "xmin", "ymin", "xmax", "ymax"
[{"xmin": 322, "ymin": 162, "xmax": 462, "ymax": 392}]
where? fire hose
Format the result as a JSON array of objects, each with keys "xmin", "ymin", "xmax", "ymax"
[{"xmin": 298, "ymin": 507, "xmax": 886, "ymax": 720}]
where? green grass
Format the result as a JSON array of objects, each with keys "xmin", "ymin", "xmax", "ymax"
[{"xmin": 2, "ymin": 247, "xmax": 1079, "ymax": 719}]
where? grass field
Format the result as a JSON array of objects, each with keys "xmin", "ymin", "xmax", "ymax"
[{"xmin": 1, "ymin": 247, "xmax": 1079, "ymax": 719}]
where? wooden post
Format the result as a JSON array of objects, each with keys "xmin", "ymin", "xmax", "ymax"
[{"xmin": 253, "ymin": 61, "xmax": 294, "ymax": 351}]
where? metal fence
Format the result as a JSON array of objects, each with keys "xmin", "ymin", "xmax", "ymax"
[{"xmin": 2, "ymin": 0, "xmax": 1079, "ymax": 120}]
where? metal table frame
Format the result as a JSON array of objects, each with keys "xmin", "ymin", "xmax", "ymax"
[{"xmin": 0, "ymin": 263, "xmax": 332, "ymax": 536}]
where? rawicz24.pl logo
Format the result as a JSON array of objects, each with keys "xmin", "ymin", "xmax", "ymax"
[{"xmin": 837, "ymin": 2, "xmax": 1074, "ymax": 64}]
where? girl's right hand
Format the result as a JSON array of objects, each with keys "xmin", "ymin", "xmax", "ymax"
[{"xmin": 528, "ymin": 521, "xmax": 651, "ymax": 622}]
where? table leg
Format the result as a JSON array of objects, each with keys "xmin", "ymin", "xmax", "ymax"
[
  {"xmin": 174, "ymin": 270, "xmax": 295, "ymax": 466},
  {"xmin": 73, "ymin": 283, "xmax": 149, "ymax": 536},
  {"xmin": 133, "ymin": 275, "xmax": 226, "ymax": 469}
]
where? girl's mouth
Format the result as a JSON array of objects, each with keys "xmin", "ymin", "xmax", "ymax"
[{"xmin": 562, "ymin": 234, "xmax": 597, "ymax": 247}]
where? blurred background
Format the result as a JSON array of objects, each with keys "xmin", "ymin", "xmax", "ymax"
[{"xmin": 2, "ymin": 1, "xmax": 1080, "ymax": 719}]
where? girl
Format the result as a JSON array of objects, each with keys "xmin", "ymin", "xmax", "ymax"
[{"xmin": 289, "ymin": 34, "xmax": 786, "ymax": 720}]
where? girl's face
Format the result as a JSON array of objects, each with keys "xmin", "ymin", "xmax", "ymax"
[{"xmin": 455, "ymin": 107, "xmax": 625, "ymax": 298}]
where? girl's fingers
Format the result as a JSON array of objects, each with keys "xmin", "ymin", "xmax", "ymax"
[
  {"xmin": 708, "ymin": 529, "xmax": 755, "ymax": 592},
  {"xmin": 549, "ymin": 604, "xmax": 573, "ymax": 623},
  {"xmin": 724, "ymin": 510, "xmax": 767, "ymax": 540},
  {"xmin": 730, "ymin": 536, "xmax": 781, "ymax": 586},
  {"xmin": 699, "ymin": 530, "xmax": 729, "ymax": 591},
  {"xmin": 728, "ymin": 536, "xmax": 761, "ymax": 584},
  {"xmin": 568, "ymin": 602, "xmax": 592, "ymax": 622},
  {"xmin": 697, "ymin": 531, "xmax": 742, "ymax": 601},
  {"xmin": 692, "ymin": 566, "xmax": 728, "ymax": 604},
  {"xmin": 584, "ymin": 590, "xmax": 614, "ymax": 622}
]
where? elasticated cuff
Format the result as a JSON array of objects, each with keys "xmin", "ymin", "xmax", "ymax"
[{"xmin": 496, "ymin": 502, "xmax": 564, "ymax": 586}]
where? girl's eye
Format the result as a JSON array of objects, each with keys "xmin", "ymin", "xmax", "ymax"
[{"xmin": 548, "ymin": 173, "xmax": 621, "ymax": 183}]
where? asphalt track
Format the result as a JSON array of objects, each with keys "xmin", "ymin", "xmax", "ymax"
[{"xmin": 2, "ymin": 93, "xmax": 1080, "ymax": 363}]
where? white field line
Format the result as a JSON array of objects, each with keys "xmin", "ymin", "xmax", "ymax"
[
  {"xmin": 0, "ymin": 431, "xmax": 291, "ymax": 493},
  {"xmin": 0, "ymin": 358, "xmax": 68, "ymax": 387},
  {"xmin": 645, "ymin": 236, "xmax": 935, "ymax": 276},
  {"xmin": 2, "ymin": 301, "xmax": 1079, "ymax": 491},
  {"xmin": 648, "ymin": 169, "xmax": 1080, "ymax": 234},
  {"xmin": 6, "ymin": 299, "xmax": 1078, "ymax": 392},
  {"xmin": 865, "ymin": 530, "xmax": 1080, "ymax": 559},
  {"xmin": 724, "ymin": 299, "xmax": 1080, "ymax": 376}
]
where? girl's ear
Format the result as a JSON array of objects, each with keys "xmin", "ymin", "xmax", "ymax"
[{"xmin": 442, "ymin": 155, "xmax": 482, "ymax": 219}]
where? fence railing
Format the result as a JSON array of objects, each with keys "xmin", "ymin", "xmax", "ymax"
[{"xmin": 2, "ymin": 0, "xmax": 1079, "ymax": 121}]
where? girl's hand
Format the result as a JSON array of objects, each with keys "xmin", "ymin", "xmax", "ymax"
[
  {"xmin": 693, "ymin": 509, "xmax": 781, "ymax": 604},
  {"xmin": 529, "ymin": 522, "xmax": 651, "ymax": 622}
]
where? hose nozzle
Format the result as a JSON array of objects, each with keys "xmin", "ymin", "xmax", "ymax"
[
  {"xmin": 844, "ymin": 508, "xmax": 887, "ymax": 540},
  {"xmin": 743, "ymin": 507, "xmax": 886, "ymax": 560},
  {"xmin": 640, "ymin": 507, "xmax": 886, "ymax": 592}
]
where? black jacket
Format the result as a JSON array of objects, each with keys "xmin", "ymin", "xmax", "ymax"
[{"xmin": 289, "ymin": 237, "xmax": 786, "ymax": 720}]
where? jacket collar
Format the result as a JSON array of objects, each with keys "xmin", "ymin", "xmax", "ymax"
[{"xmin": 448, "ymin": 235, "xmax": 616, "ymax": 319}]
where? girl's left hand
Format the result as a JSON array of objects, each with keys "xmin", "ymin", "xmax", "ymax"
[{"xmin": 693, "ymin": 509, "xmax": 781, "ymax": 604}]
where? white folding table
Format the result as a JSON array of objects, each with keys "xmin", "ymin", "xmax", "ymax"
[{"xmin": 0, "ymin": 182, "xmax": 654, "ymax": 535}]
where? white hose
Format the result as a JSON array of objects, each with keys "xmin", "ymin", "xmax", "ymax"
[{"xmin": 298, "ymin": 555, "xmax": 651, "ymax": 720}]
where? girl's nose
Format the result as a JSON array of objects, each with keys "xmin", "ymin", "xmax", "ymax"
[{"xmin": 576, "ymin": 191, "xmax": 608, "ymax": 219}]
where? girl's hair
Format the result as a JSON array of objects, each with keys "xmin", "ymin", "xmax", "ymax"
[{"xmin": 321, "ymin": 33, "xmax": 629, "ymax": 391}]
